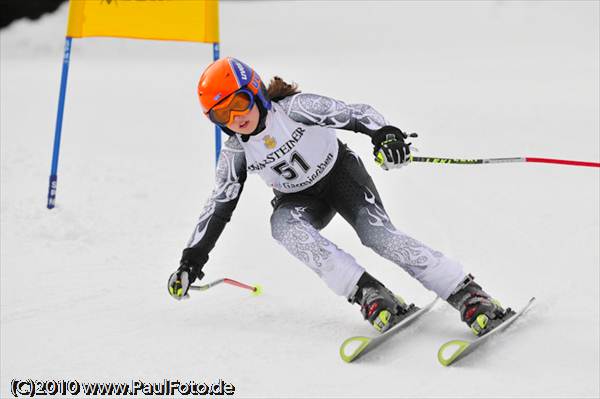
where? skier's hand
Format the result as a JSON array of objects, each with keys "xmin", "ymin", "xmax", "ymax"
[
  {"xmin": 371, "ymin": 126, "xmax": 417, "ymax": 170},
  {"xmin": 168, "ymin": 263, "xmax": 203, "ymax": 300}
]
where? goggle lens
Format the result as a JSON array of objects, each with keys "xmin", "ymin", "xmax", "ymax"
[{"xmin": 209, "ymin": 91, "xmax": 253, "ymax": 125}]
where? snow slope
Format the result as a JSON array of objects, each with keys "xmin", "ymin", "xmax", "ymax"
[{"xmin": 1, "ymin": 1, "xmax": 599, "ymax": 397}]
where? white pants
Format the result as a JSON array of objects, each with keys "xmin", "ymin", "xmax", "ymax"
[{"xmin": 270, "ymin": 143, "xmax": 466, "ymax": 300}]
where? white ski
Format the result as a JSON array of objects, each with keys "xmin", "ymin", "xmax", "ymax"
[
  {"xmin": 437, "ymin": 297, "xmax": 536, "ymax": 366},
  {"xmin": 339, "ymin": 297, "xmax": 439, "ymax": 363}
]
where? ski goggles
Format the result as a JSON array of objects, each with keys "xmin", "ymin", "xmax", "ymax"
[{"xmin": 207, "ymin": 89, "xmax": 255, "ymax": 126}]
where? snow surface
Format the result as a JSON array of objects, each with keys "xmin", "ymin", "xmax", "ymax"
[{"xmin": 1, "ymin": 1, "xmax": 599, "ymax": 398}]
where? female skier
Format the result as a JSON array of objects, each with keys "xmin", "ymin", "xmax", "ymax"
[{"xmin": 168, "ymin": 57, "xmax": 513, "ymax": 336}]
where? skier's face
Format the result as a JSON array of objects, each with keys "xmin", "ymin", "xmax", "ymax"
[{"xmin": 227, "ymin": 104, "xmax": 260, "ymax": 135}]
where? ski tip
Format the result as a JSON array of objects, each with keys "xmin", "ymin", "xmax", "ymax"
[
  {"xmin": 437, "ymin": 339, "xmax": 470, "ymax": 367},
  {"xmin": 251, "ymin": 284, "xmax": 263, "ymax": 296},
  {"xmin": 340, "ymin": 336, "xmax": 371, "ymax": 363}
]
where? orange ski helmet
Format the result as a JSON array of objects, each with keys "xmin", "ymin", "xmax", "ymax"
[{"xmin": 197, "ymin": 57, "xmax": 271, "ymax": 118}]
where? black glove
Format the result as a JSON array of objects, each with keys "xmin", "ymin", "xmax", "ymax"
[
  {"xmin": 371, "ymin": 126, "xmax": 417, "ymax": 170},
  {"xmin": 167, "ymin": 261, "xmax": 204, "ymax": 300}
]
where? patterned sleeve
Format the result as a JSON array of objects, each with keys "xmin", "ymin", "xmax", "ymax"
[
  {"xmin": 180, "ymin": 135, "xmax": 247, "ymax": 273},
  {"xmin": 277, "ymin": 93, "xmax": 388, "ymax": 137}
]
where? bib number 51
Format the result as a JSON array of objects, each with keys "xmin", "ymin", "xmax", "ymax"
[{"xmin": 271, "ymin": 151, "xmax": 310, "ymax": 180}]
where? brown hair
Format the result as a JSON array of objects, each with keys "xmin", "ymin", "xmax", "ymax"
[{"xmin": 266, "ymin": 76, "xmax": 301, "ymax": 102}]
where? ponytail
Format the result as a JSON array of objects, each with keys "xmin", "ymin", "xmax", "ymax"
[{"xmin": 266, "ymin": 76, "xmax": 301, "ymax": 102}]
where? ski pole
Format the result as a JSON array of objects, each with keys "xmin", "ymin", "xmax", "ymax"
[
  {"xmin": 190, "ymin": 278, "xmax": 263, "ymax": 296},
  {"xmin": 410, "ymin": 156, "xmax": 600, "ymax": 168}
]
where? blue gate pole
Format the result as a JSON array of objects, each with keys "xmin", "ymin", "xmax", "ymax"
[
  {"xmin": 47, "ymin": 37, "xmax": 73, "ymax": 209},
  {"xmin": 213, "ymin": 42, "xmax": 221, "ymax": 166}
]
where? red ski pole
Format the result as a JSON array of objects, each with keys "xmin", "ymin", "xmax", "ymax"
[
  {"xmin": 190, "ymin": 278, "xmax": 263, "ymax": 296},
  {"xmin": 411, "ymin": 156, "xmax": 600, "ymax": 168}
]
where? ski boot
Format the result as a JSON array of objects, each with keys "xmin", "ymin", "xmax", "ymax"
[
  {"xmin": 348, "ymin": 272, "xmax": 416, "ymax": 333},
  {"xmin": 446, "ymin": 274, "xmax": 515, "ymax": 337}
]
